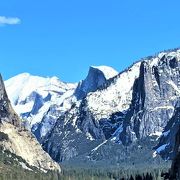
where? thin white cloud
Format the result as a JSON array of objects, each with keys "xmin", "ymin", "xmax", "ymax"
[{"xmin": 0, "ymin": 16, "xmax": 21, "ymax": 25}]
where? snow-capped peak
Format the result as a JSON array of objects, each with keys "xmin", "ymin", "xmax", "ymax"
[
  {"xmin": 5, "ymin": 73, "xmax": 77, "ymax": 139},
  {"xmin": 5, "ymin": 73, "xmax": 74, "ymax": 105},
  {"xmin": 90, "ymin": 65, "xmax": 118, "ymax": 79}
]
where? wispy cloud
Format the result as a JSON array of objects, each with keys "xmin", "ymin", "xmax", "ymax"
[{"xmin": 0, "ymin": 16, "xmax": 21, "ymax": 25}]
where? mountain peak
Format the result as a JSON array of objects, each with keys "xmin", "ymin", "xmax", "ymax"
[
  {"xmin": 75, "ymin": 65, "xmax": 118, "ymax": 99},
  {"xmin": 5, "ymin": 73, "xmax": 69, "ymax": 105},
  {"xmin": 90, "ymin": 65, "xmax": 118, "ymax": 79}
]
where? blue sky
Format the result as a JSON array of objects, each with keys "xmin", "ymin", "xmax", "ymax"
[{"xmin": 1, "ymin": 0, "xmax": 180, "ymax": 82}]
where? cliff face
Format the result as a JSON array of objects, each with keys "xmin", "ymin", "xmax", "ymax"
[
  {"xmin": 156, "ymin": 105, "xmax": 180, "ymax": 160},
  {"xmin": 156, "ymin": 103, "xmax": 180, "ymax": 179},
  {"xmin": 0, "ymin": 74, "xmax": 61, "ymax": 172},
  {"xmin": 0, "ymin": 74, "xmax": 20, "ymax": 126},
  {"xmin": 42, "ymin": 49, "xmax": 180, "ymax": 163},
  {"xmin": 119, "ymin": 55, "xmax": 179, "ymax": 145},
  {"xmin": 170, "ymin": 129, "xmax": 180, "ymax": 179}
]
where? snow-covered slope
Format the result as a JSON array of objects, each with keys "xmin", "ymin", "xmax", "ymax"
[
  {"xmin": 5, "ymin": 73, "xmax": 76, "ymax": 114},
  {"xmin": 5, "ymin": 73, "xmax": 77, "ymax": 140}
]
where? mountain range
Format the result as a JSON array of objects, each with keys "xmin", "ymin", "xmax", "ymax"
[{"xmin": 1, "ymin": 48, "xmax": 180, "ymax": 177}]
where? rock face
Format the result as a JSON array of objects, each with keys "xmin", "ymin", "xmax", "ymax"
[
  {"xmin": 75, "ymin": 66, "xmax": 118, "ymax": 99},
  {"xmin": 156, "ymin": 104, "xmax": 180, "ymax": 160},
  {"xmin": 170, "ymin": 129, "xmax": 180, "ymax": 179},
  {"xmin": 0, "ymin": 74, "xmax": 20, "ymax": 126},
  {"xmin": 156, "ymin": 102, "xmax": 180, "ymax": 179},
  {"xmin": 0, "ymin": 74, "xmax": 61, "ymax": 172},
  {"xmin": 42, "ymin": 49, "xmax": 180, "ymax": 164}
]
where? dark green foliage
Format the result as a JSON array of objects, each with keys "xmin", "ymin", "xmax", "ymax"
[{"xmin": 58, "ymin": 166, "xmax": 168, "ymax": 180}]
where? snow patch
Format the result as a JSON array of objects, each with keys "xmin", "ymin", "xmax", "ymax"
[
  {"xmin": 19, "ymin": 162, "xmax": 33, "ymax": 171},
  {"xmin": 151, "ymin": 106, "xmax": 174, "ymax": 112},
  {"xmin": 162, "ymin": 130, "xmax": 170, "ymax": 137},
  {"xmin": 156, "ymin": 144, "xmax": 169, "ymax": 153},
  {"xmin": 5, "ymin": 73, "xmax": 77, "ymax": 138},
  {"xmin": 91, "ymin": 140, "xmax": 108, "ymax": 152},
  {"xmin": 167, "ymin": 80, "xmax": 180, "ymax": 94}
]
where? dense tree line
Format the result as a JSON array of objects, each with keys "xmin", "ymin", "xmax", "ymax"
[
  {"xmin": 0, "ymin": 144, "xmax": 171, "ymax": 180},
  {"xmin": 0, "ymin": 169, "xmax": 165, "ymax": 180},
  {"xmin": 0, "ymin": 162, "xmax": 170, "ymax": 180}
]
